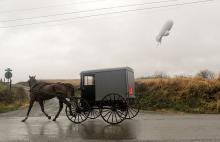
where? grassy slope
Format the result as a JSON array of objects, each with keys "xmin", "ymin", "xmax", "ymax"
[
  {"xmin": 136, "ymin": 77, "xmax": 220, "ymax": 113},
  {"xmin": 0, "ymin": 84, "xmax": 28, "ymax": 113}
]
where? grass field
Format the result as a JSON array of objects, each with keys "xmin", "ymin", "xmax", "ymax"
[
  {"xmin": 136, "ymin": 77, "xmax": 220, "ymax": 113},
  {"xmin": 0, "ymin": 83, "xmax": 28, "ymax": 113}
]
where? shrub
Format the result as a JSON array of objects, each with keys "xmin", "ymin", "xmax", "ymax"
[
  {"xmin": 136, "ymin": 77, "xmax": 220, "ymax": 113},
  {"xmin": 0, "ymin": 84, "xmax": 28, "ymax": 105},
  {"xmin": 196, "ymin": 70, "xmax": 215, "ymax": 80}
]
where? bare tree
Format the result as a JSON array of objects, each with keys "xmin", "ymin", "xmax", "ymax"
[
  {"xmin": 196, "ymin": 69, "xmax": 215, "ymax": 80},
  {"xmin": 153, "ymin": 71, "xmax": 168, "ymax": 78}
]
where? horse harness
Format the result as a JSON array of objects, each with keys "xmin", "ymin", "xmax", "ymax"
[{"xmin": 30, "ymin": 82, "xmax": 58, "ymax": 97}]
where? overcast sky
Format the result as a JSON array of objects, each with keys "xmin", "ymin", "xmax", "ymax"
[{"xmin": 0, "ymin": 0, "xmax": 219, "ymax": 82}]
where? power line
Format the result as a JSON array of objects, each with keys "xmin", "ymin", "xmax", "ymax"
[
  {"xmin": 0, "ymin": 0, "xmax": 178, "ymax": 23},
  {"xmin": 0, "ymin": 0, "xmax": 110, "ymax": 14},
  {"xmin": 0, "ymin": 0, "xmax": 214, "ymax": 28}
]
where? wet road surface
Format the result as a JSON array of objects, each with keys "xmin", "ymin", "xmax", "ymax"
[
  {"xmin": 0, "ymin": 86, "xmax": 220, "ymax": 142},
  {"xmin": 1, "ymin": 105, "xmax": 220, "ymax": 142}
]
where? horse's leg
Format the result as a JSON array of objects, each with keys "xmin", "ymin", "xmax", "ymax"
[
  {"xmin": 22, "ymin": 99, "xmax": 35, "ymax": 122},
  {"xmin": 61, "ymin": 97, "xmax": 74, "ymax": 116},
  {"xmin": 39, "ymin": 101, "xmax": 51, "ymax": 120},
  {"xmin": 53, "ymin": 98, "xmax": 63, "ymax": 121},
  {"xmin": 56, "ymin": 94, "xmax": 71, "ymax": 107}
]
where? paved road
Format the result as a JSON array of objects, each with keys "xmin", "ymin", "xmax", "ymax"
[
  {"xmin": 0, "ymin": 86, "xmax": 220, "ymax": 142},
  {"xmin": 0, "ymin": 99, "xmax": 220, "ymax": 142}
]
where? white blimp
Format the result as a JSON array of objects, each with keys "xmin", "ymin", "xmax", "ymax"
[{"xmin": 156, "ymin": 20, "xmax": 174, "ymax": 44}]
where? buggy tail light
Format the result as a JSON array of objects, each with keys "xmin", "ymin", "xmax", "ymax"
[{"xmin": 129, "ymin": 86, "xmax": 133, "ymax": 96}]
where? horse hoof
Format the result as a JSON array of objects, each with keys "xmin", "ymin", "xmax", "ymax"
[
  {"xmin": 21, "ymin": 119, "xmax": 26, "ymax": 122},
  {"xmin": 53, "ymin": 118, "xmax": 56, "ymax": 121},
  {"xmin": 48, "ymin": 116, "xmax": 51, "ymax": 120}
]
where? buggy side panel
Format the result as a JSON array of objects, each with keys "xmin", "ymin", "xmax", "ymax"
[{"xmin": 95, "ymin": 70, "xmax": 127, "ymax": 101}]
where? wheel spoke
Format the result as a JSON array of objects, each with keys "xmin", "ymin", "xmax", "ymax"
[
  {"xmin": 100, "ymin": 93, "xmax": 129, "ymax": 124},
  {"xmin": 77, "ymin": 114, "xmax": 79, "ymax": 122},
  {"xmin": 81, "ymin": 112, "xmax": 87, "ymax": 118},
  {"xmin": 126, "ymin": 99, "xmax": 140, "ymax": 119},
  {"xmin": 116, "ymin": 111, "xmax": 123, "ymax": 121},
  {"xmin": 88, "ymin": 109, "xmax": 100, "ymax": 119},
  {"xmin": 117, "ymin": 110, "xmax": 123, "ymax": 116},
  {"xmin": 115, "ymin": 112, "xmax": 118, "ymax": 122},
  {"xmin": 72, "ymin": 116, "xmax": 76, "ymax": 121},
  {"xmin": 111, "ymin": 111, "xmax": 114, "ymax": 123},
  {"xmin": 66, "ymin": 97, "xmax": 89, "ymax": 124},
  {"xmin": 91, "ymin": 111, "xmax": 94, "ymax": 118},
  {"xmin": 106, "ymin": 111, "xmax": 112, "ymax": 121},
  {"xmin": 130, "ymin": 108, "xmax": 138, "ymax": 115},
  {"xmin": 129, "ymin": 108, "xmax": 135, "ymax": 116},
  {"xmin": 94, "ymin": 110, "xmax": 98, "ymax": 116},
  {"xmin": 103, "ymin": 110, "xmax": 111, "ymax": 117},
  {"xmin": 127, "ymin": 110, "xmax": 131, "ymax": 118},
  {"xmin": 78, "ymin": 113, "xmax": 82, "ymax": 120}
]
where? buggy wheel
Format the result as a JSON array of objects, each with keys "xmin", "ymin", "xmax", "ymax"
[
  {"xmin": 100, "ymin": 93, "xmax": 128, "ymax": 125},
  {"xmin": 65, "ymin": 97, "xmax": 90, "ymax": 124},
  {"xmin": 88, "ymin": 108, "xmax": 101, "ymax": 119},
  {"xmin": 126, "ymin": 98, "xmax": 140, "ymax": 119}
]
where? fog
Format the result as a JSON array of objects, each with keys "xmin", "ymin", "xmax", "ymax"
[{"xmin": 0, "ymin": 0, "xmax": 219, "ymax": 82}]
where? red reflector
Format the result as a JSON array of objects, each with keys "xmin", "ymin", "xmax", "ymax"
[{"xmin": 129, "ymin": 86, "xmax": 133, "ymax": 96}]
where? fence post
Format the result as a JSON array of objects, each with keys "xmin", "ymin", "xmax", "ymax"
[{"xmin": 9, "ymin": 79, "xmax": 12, "ymax": 91}]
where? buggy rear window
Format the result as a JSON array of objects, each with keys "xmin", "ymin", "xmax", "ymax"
[{"xmin": 84, "ymin": 76, "xmax": 95, "ymax": 85}]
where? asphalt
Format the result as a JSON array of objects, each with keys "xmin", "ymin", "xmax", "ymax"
[
  {"xmin": 0, "ymin": 86, "xmax": 220, "ymax": 142},
  {"xmin": 0, "ymin": 99, "xmax": 220, "ymax": 142}
]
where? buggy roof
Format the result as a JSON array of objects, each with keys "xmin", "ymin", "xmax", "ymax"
[{"xmin": 81, "ymin": 67, "xmax": 133, "ymax": 75}]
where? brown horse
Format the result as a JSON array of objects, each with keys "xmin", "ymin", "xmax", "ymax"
[{"xmin": 22, "ymin": 76, "xmax": 74, "ymax": 122}]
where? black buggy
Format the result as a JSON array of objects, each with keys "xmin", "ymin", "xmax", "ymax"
[{"xmin": 65, "ymin": 67, "xmax": 140, "ymax": 124}]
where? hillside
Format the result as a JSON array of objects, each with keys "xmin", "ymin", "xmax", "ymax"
[
  {"xmin": 136, "ymin": 77, "xmax": 220, "ymax": 113},
  {"xmin": 0, "ymin": 83, "xmax": 28, "ymax": 113}
]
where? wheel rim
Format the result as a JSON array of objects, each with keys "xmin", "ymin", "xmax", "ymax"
[
  {"xmin": 126, "ymin": 98, "xmax": 140, "ymax": 119},
  {"xmin": 100, "ymin": 93, "xmax": 128, "ymax": 124},
  {"xmin": 66, "ymin": 98, "xmax": 90, "ymax": 124}
]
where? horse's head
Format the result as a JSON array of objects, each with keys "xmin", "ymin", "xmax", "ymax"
[{"xmin": 28, "ymin": 75, "xmax": 37, "ymax": 88}]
